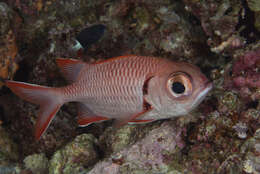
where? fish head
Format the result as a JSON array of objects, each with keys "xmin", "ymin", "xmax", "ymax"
[{"xmin": 145, "ymin": 61, "xmax": 213, "ymax": 118}]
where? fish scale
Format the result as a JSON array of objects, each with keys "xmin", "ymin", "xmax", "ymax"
[{"xmin": 70, "ymin": 56, "xmax": 159, "ymax": 118}]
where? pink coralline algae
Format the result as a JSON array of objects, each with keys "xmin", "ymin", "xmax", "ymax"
[
  {"xmin": 232, "ymin": 48, "xmax": 260, "ymax": 88},
  {"xmin": 88, "ymin": 122, "xmax": 185, "ymax": 174}
]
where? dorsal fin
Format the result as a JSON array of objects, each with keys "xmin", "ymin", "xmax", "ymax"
[
  {"xmin": 94, "ymin": 55, "xmax": 137, "ymax": 64},
  {"xmin": 56, "ymin": 58, "xmax": 85, "ymax": 83}
]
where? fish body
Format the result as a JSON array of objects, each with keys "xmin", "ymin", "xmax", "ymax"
[{"xmin": 6, "ymin": 55, "xmax": 212, "ymax": 139}]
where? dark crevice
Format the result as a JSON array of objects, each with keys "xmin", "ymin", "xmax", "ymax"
[
  {"xmin": 93, "ymin": 143, "xmax": 105, "ymax": 163},
  {"xmin": 0, "ymin": 85, "xmax": 11, "ymax": 95},
  {"xmin": 13, "ymin": 59, "xmax": 32, "ymax": 82},
  {"xmin": 247, "ymin": 100, "xmax": 259, "ymax": 109},
  {"xmin": 0, "ymin": 105, "xmax": 7, "ymax": 125},
  {"xmin": 181, "ymin": 122, "xmax": 196, "ymax": 155},
  {"xmin": 224, "ymin": 7, "xmax": 233, "ymax": 16},
  {"xmin": 188, "ymin": 13, "xmax": 201, "ymax": 26},
  {"xmin": 237, "ymin": 0, "xmax": 260, "ymax": 44},
  {"xmin": 199, "ymin": 66, "xmax": 213, "ymax": 79}
]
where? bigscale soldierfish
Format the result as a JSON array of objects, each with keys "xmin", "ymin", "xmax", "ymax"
[{"xmin": 6, "ymin": 55, "xmax": 213, "ymax": 140}]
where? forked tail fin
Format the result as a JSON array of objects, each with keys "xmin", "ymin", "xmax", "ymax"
[{"xmin": 5, "ymin": 80, "xmax": 64, "ymax": 140}]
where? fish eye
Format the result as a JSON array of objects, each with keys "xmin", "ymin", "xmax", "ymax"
[
  {"xmin": 167, "ymin": 72, "xmax": 192, "ymax": 98},
  {"xmin": 171, "ymin": 82, "xmax": 185, "ymax": 94}
]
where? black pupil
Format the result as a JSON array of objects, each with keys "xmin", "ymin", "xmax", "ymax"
[{"xmin": 171, "ymin": 82, "xmax": 185, "ymax": 94}]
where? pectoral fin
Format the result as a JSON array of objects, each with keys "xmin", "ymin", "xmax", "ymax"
[
  {"xmin": 77, "ymin": 103, "xmax": 109, "ymax": 127},
  {"xmin": 114, "ymin": 88, "xmax": 158, "ymax": 127}
]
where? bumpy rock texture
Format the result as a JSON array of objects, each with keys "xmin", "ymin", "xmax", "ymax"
[
  {"xmin": 0, "ymin": 0, "xmax": 259, "ymax": 174},
  {"xmin": 248, "ymin": 0, "xmax": 260, "ymax": 32},
  {"xmin": 49, "ymin": 134, "xmax": 98, "ymax": 174},
  {"xmin": 23, "ymin": 153, "xmax": 49, "ymax": 174},
  {"xmin": 0, "ymin": 126, "xmax": 19, "ymax": 163},
  {"xmin": 241, "ymin": 128, "xmax": 260, "ymax": 173},
  {"xmin": 0, "ymin": 126, "xmax": 20, "ymax": 174},
  {"xmin": 0, "ymin": 2, "xmax": 19, "ymax": 88},
  {"xmin": 89, "ymin": 122, "xmax": 185, "ymax": 174}
]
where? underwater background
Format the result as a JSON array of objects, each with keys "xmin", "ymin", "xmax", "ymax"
[{"xmin": 0, "ymin": 0, "xmax": 259, "ymax": 173}]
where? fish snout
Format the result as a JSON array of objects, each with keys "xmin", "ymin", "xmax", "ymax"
[{"xmin": 205, "ymin": 81, "xmax": 213, "ymax": 91}]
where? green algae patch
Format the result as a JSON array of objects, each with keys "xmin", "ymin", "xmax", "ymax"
[
  {"xmin": 24, "ymin": 153, "xmax": 49, "ymax": 174},
  {"xmin": 49, "ymin": 134, "xmax": 98, "ymax": 174}
]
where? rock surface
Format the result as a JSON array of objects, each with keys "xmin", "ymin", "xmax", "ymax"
[
  {"xmin": 0, "ymin": 126, "xmax": 19, "ymax": 163},
  {"xmin": 0, "ymin": 2, "xmax": 19, "ymax": 88},
  {"xmin": 23, "ymin": 153, "xmax": 49, "ymax": 174},
  {"xmin": 49, "ymin": 134, "xmax": 99, "ymax": 174},
  {"xmin": 89, "ymin": 122, "xmax": 185, "ymax": 174}
]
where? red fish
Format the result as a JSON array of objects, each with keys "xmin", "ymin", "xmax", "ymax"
[{"xmin": 6, "ymin": 55, "xmax": 212, "ymax": 139}]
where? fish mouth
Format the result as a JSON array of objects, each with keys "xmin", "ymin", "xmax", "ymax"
[
  {"xmin": 202, "ymin": 81, "xmax": 213, "ymax": 95},
  {"xmin": 199, "ymin": 81, "xmax": 213, "ymax": 99},
  {"xmin": 190, "ymin": 81, "xmax": 213, "ymax": 109}
]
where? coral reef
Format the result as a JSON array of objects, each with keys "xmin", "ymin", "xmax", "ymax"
[
  {"xmin": 232, "ymin": 47, "xmax": 260, "ymax": 89},
  {"xmin": 248, "ymin": 0, "xmax": 260, "ymax": 32},
  {"xmin": 0, "ymin": 126, "xmax": 19, "ymax": 163},
  {"xmin": 0, "ymin": 0, "xmax": 259, "ymax": 173},
  {"xmin": 49, "ymin": 134, "xmax": 99, "ymax": 174},
  {"xmin": 183, "ymin": 0, "xmax": 242, "ymax": 49},
  {"xmin": 99, "ymin": 125, "xmax": 139, "ymax": 154},
  {"xmin": 0, "ymin": 126, "xmax": 20, "ymax": 174},
  {"xmin": 0, "ymin": 2, "xmax": 19, "ymax": 88},
  {"xmin": 89, "ymin": 122, "xmax": 185, "ymax": 174},
  {"xmin": 241, "ymin": 128, "xmax": 260, "ymax": 173},
  {"xmin": 23, "ymin": 153, "xmax": 49, "ymax": 174}
]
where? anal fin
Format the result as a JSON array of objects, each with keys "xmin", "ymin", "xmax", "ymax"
[
  {"xmin": 128, "ymin": 119, "xmax": 154, "ymax": 124},
  {"xmin": 78, "ymin": 116, "xmax": 109, "ymax": 127},
  {"xmin": 114, "ymin": 108, "xmax": 154, "ymax": 128}
]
